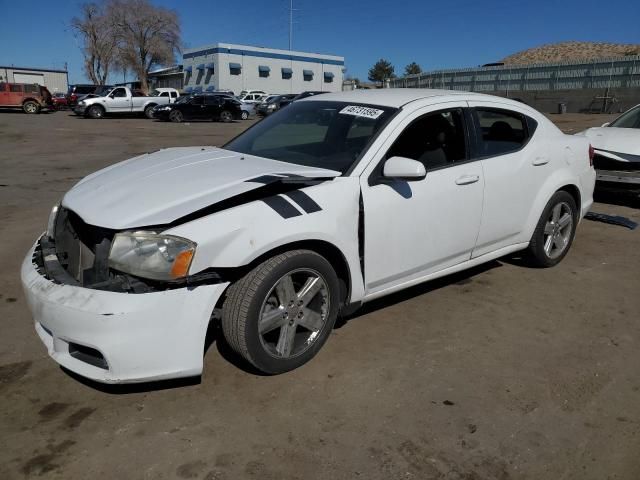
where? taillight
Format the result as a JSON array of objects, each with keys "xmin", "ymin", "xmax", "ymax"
[{"xmin": 588, "ymin": 144, "xmax": 594, "ymax": 167}]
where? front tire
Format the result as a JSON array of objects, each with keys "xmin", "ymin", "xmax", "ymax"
[
  {"xmin": 222, "ymin": 250, "xmax": 340, "ymax": 374},
  {"xmin": 87, "ymin": 105, "xmax": 104, "ymax": 119},
  {"xmin": 23, "ymin": 101, "xmax": 40, "ymax": 114},
  {"xmin": 527, "ymin": 191, "xmax": 578, "ymax": 267},
  {"xmin": 169, "ymin": 110, "xmax": 183, "ymax": 123},
  {"xmin": 240, "ymin": 110, "xmax": 249, "ymax": 120}
]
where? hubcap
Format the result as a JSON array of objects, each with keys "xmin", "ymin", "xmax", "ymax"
[
  {"xmin": 258, "ymin": 268, "xmax": 330, "ymax": 359},
  {"xmin": 222, "ymin": 112, "xmax": 231, "ymax": 121},
  {"xmin": 543, "ymin": 202, "xmax": 573, "ymax": 259}
]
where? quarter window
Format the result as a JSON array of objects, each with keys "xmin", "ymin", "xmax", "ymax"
[
  {"xmin": 386, "ymin": 109, "xmax": 467, "ymax": 170},
  {"xmin": 474, "ymin": 108, "xmax": 530, "ymax": 156}
]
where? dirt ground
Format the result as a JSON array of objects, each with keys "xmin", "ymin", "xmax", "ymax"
[{"xmin": 1, "ymin": 109, "xmax": 639, "ymax": 480}]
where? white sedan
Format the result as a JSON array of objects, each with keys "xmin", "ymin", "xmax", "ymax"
[
  {"xmin": 21, "ymin": 89, "xmax": 596, "ymax": 383},
  {"xmin": 578, "ymin": 104, "xmax": 640, "ymax": 186}
]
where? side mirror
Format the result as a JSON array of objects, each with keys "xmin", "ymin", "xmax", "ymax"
[
  {"xmin": 601, "ymin": 122, "xmax": 610, "ymax": 127},
  {"xmin": 383, "ymin": 156, "xmax": 426, "ymax": 180}
]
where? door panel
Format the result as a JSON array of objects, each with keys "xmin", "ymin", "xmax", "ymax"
[
  {"xmin": 108, "ymin": 88, "xmax": 131, "ymax": 112},
  {"xmin": 359, "ymin": 102, "xmax": 484, "ymax": 295},
  {"xmin": 468, "ymin": 102, "xmax": 549, "ymax": 257}
]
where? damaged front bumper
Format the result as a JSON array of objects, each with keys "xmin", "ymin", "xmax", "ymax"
[{"xmin": 21, "ymin": 237, "xmax": 229, "ymax": 383}]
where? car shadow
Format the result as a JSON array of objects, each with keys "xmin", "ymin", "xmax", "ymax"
[{"xmin": 594, "ymin": 188, "xmax": 640, "ymax": 209}]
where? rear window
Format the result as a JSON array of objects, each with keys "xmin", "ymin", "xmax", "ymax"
[{"xmin": 474, "ymin": 108, "xmax": 534, "ymax": 156}]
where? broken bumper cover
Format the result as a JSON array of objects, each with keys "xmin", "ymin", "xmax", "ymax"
[{"xmin": 20, "ymin": 239, "xmax": 228, "ymax": 384}]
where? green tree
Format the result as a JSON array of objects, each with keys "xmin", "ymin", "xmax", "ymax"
[
  {"xmin": 368, "ymin": 59, "xmax": 395, "ymax": 85},
  {"xmin": 404, "ymin": 62, "xmax": 422, "ymax": 76}
]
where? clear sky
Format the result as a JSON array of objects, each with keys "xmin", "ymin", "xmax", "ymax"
[{"xmin": 1, "ymin": 0, "xmax": 639, "ymax": 84}]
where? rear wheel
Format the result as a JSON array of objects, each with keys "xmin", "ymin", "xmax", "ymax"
[
  {"xmin": 221, "ymin": 250, "xmax": 340, "ymax": 374},
  {"xmin": 23, "ymin": 101, "xmax": 40, "ymax": 114},
  {"xmin": 144, "ymin": 105, "xmax": 156, "ymax": 119},
  {"xmin": 219, "ymin": 110, "xmax": 233, "ymax": 123},
  {"xmin": 169, "ymin": 110, "xmax": 183, "ymax": 123},
  {"xmin": 527, "ymin": 191, "xmax": 577, "ymax": 267},
  {"xmin": 87, "ymin": 105, "xmax": 104, "ymax": 119},
  {"xmin": 240, "ymin": 110, "xmax": 249, "ymax": 120}
]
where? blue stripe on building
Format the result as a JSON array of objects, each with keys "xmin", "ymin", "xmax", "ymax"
[{"xmin": 184, "ymin": 47, "xmax": 344, "ymax": 66}]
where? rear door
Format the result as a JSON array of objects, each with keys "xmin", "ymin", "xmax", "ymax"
[
  {"xmin": 467, "ymin": 102, "xmax": 546, "ymax": 257},
  {"xmin": 8, "ymin": 84, "xmax": 23, "ymax": 106},
  {"xmin": 183, "ymin": 96, "xmax": 205, "ymax": 119},
  {"xmin": 204, "ymin": 95, "xmax": 222, "ymax": 118}
]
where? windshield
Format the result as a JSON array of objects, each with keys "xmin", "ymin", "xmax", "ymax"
[
  {"xmin": 224, "ymin": 101, "xmax": 397, "ymax": 174},
  {"xmin": 609, "ymin": 105, "xmax": 640, "ymax": 129},
  {"xmin": 175, "ymin": 95, "xmax": 191, "ymax": 104}
]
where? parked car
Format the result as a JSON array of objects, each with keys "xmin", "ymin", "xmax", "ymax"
[
  {"xmin": 74, "ymin": 86, "xmax": 179, "ymax": 118},
  {"xmin": 577, "ymin": 104, "xmax": 640, "ymax": 190},
  {"xmin": 51, "ymin": 92, "xmax": 69, "ymax": 109},
  {"xmin": 239, "ymin": 101, "xmax": 255, "ymax": 120},
  {"xmin": 66, "ymin": 84, "xmax": 105, "ymax": 108},
  {"xmin": 152, "ymin": 93, "xmax": 242, "ymax": 122},
  {"xmin": 21, "ymin": 89, "xmax": 595, "ymax": 383},
  {"xmin": 279, "ymin": 90, "xmax": 327, "ymax": 108},
  {"xmin": 238, "ymin": 91, "xmax": 268, "ymax": 104},
  {"xmin": 257, "ymin": 94, "xmax": 297, "ymax": 116},
  {"xmin": 0, "ymin": 82, "xmax": 52, "ymax": 113}
]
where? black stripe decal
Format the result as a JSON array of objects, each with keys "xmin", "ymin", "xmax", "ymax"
[
  {"xmin": 284, "ymin": 190, "xmax": 322, "ymax": 214},
  {"xmin": 246, "ymin": 175, "xmax": 284, "ymax": 184},
  {"xmin": 262, "ymin": 196, "xmax": 302, "ymax": 219}
]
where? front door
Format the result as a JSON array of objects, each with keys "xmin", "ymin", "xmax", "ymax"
[
  {"xmin": 360, "ymin": 103, "xmax": 484, "ymax": 296},
  {"xmin": 108, "ymin": 87, "xmax": 131, "ymax": 112}
]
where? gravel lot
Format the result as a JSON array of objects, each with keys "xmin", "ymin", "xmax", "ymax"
[{"xmin": 1, "ymin": 109, "xmax": 639, "ymax": 480}]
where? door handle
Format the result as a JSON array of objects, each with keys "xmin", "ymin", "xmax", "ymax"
[
  {"xmin": 532, "ymin": 157, "xmax": 549, "ymax": 166},
  {"xmin": 455, "ymin": 174, "xmax": 480, "ymax": 185}
]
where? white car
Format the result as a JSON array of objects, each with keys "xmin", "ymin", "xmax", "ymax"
[
  {"xmin": 577, "ymin": 104, "xmax": 640, "ymax": 187},
  {"xmin": 21, "ymin": 89, "xmax": 596, "ymax": 383}
]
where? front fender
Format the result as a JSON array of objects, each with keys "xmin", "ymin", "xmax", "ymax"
[{"xmin": 165, "ymin": 177, "xmax": 365, "ymax": 302}]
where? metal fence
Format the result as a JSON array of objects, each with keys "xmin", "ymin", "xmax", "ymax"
[{"xmin": 389, "ymin": 55, "xmax": 640, "ymax": 93}]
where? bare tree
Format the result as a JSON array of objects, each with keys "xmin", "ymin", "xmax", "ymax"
[
  {"xmin": 71, "ymin": 3, "xmax": 116, "ymax": 85},
  {"xmin": 107, "ymin": 0, "xmax": 181, "ymax": 92}
]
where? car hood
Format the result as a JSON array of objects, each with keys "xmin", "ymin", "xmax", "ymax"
[
  {"xmin": 579, "ymin": 127, "xmax": 640, "ymax": 158},
  {"xmin": 62, "ymin": 147, "xmax": 340, "ymax": 229}
]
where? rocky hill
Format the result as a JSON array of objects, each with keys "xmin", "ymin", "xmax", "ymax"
[{"xmin": 501, "ymin": 41, "xmax": 640, "ymax": 65}]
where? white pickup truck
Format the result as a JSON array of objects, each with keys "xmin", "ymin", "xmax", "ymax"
[{"xmin": 74, "ymin": 87, "xmax": 179, "ymax": 119}]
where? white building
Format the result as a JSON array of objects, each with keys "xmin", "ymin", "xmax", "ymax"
[
  {"xmin": 0, "ymin": 65, "xmax": 68, "ymax": 93},
  {"xmin": 182, "ymin": 43, "xmax": 344, "ymax": 95}
]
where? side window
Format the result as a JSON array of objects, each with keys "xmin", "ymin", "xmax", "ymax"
[
  {"xmin": 10, "ymin": 84, "xmax": 22, "ymax": 93},
  {"xmin": 191, "ymin": 96, "xmax": 204, "ymax": 105},
  {"xmin": 0, "ymin": 82, "xmax": 6, "ymax": 91},
  {"xmin": 112, "ymin": 88, "xmax": 127, "ymax": 98},
  {"xmin": 386, "ymin": 109, "xmax": 467, "ymax": 170},
  {"xmin": 24, "ymin": 84, "xmax": 39, "ymax": 93},
  {"xmin": 474, "ymin": 108, "xmax": 529, "ymax": 156},
  {"xmin": 171, "ymin": 92, "xmax": 177, "ymax": 98},
  {"xmin": 205, "ymin": 96, "xmax": 221, "ymax": 106},
  {"xmin": 160, "ymin": 92, "xmax": 168, "ymax": 97}
]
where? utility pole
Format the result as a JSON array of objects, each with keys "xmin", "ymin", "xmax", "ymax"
[{"xmin": 289, "ymin": 0, "xmax": 293, "ymax": 51}]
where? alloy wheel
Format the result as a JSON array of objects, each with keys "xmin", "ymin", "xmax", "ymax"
[
  {"xmin": 258, "ymin": 268, "xmax": 330, "ymax": 359},
  {"xmin": 543, "ymin": 202, "xmax": 573, "ymax": 259}
]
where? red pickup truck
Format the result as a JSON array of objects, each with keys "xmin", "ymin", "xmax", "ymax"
[{"xmin": 0, "ymin": 82, "xmax": 53, "ymax": 113}]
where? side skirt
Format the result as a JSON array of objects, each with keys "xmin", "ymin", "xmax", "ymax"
[{"xmin": 362, "ymin": 242, "xmax": 529, "ymax": 303}]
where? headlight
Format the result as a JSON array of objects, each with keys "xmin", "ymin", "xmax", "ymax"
[
  {"xmin": 108, "ymin": 232, "xmax": 196, "ymax": 281},
  {"xmin": 267, "ymin": 104, "xmax": 276, "ymax": 109},
  {"xmin": 160, "ymin": 106, "xmax": 171, "ymax": 110},
  {"xmin": 46, "ymin": 203, "xmax": 59, "ymax": 238}
]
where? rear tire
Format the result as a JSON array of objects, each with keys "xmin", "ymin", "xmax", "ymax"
[
  {"xmin": 241, "ymin": 110, "xmax": 249, "ymax": 120},
  {"xmin": 23, "ymin": 101, "xmax": 40, "ymax": 114},
  {"xmin": 144, "ymin": 105, "xmax": 156, "ymax": 119},
  {"xmin": 87, "ymin": 105, "xmax": 104, "ymax": 119},
  {"xmin": 221, "ymin": 250, "xmax": 340, "ymax": 374},
  {"xmin": 526, "ymin": 191, "xmax": 578, "ymax": 267},
  {"xmin": 219, "ymin": 110, "xmax": 233, "ymax": 123}
]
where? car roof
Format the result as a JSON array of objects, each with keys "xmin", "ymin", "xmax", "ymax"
[{"xmin": 299, "ymin": 88, "xmax": 527, "ymax": 109}]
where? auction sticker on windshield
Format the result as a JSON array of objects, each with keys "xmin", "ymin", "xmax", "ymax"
[{"xmin": 339, "ymin": 105, "xmax": 385, "ymax": 119}]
